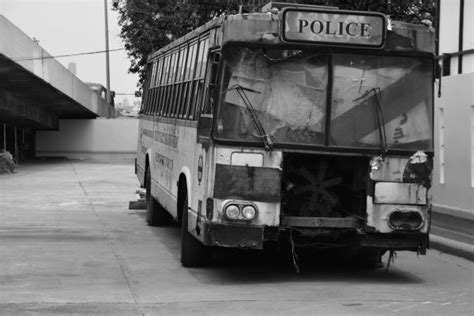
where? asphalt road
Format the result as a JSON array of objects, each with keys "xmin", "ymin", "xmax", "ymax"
[{"xmin": 0, "ymin": 160, "xmax": 472, "ymax": 315}]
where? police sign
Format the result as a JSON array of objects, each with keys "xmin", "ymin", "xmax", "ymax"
[{"xmin": 281, "ymin": 8, "xmax": 386, "ymax": 48}]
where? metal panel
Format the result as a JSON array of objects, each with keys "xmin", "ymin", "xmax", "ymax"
[
  {"xmin": 214, "ymin": 164, "xmax": 281, "ymax": 203},
  {"xmin": 281, "ymin": 216, "xmax": 360, "ymax": 228},
  {"xmin": 369, "ymin": 156, "xmax": 409, "ymax": 182},
  {"xmin": 231, "ymin": 152, "xmax": 264, "ymax": 167},
  {"xmin": 204, "ymin": 223, "xmax": 264, "ymax": 249},
  {"xmin": 374, "ymin": 182, "xmax": 427, "ymax": 205}
]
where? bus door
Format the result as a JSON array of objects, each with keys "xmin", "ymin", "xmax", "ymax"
[
  {"xmin": 195, "ymin": 50, "xmax": 221, "ymax": 223},
  {"xmin": 197, "ymin": 50, "xmax": 221, "ymax": 146}
]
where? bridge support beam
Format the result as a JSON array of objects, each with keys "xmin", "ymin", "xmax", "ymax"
[{"xmin": 0, "ymin": 88, "xmax": 57, "ymax": 130}]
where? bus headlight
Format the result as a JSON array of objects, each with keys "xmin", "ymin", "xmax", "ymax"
[
  {"xmin": 223, "ymin": 202, "xmax": 258, "ymax": 221},
  {"xmin": 224, "ymin": 204, "xmax": 240, "ymax": 220},
  {"xmin": 388, "ymin": 209, "xmax": 424, "ymax": 230},
  {"xmin": 242, "ymin": 205, "xmax": 256, "ymax": 220}
]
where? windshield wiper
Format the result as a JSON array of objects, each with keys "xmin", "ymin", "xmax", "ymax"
[
  {"xmin": 225, "ymin": 84, "xmax": 274, "ymax": 151},
  {"xmin": 354, "ymin": 88, "xmax": 388, "ymax": 154},
  {"xmin": 226, "ymin": 84, "xmax": 261, "ymax": 95}
]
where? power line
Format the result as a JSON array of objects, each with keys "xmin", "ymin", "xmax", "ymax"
[{"xmin": 14, "ymin": 48, "xmax": 125, "ymax": 61}]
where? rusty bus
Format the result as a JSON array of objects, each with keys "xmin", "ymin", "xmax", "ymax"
[{"xmin": 136, "ymin": 2, "xmax": 435, "ymax": 268}]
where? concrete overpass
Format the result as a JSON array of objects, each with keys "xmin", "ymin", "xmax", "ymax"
[{"xmin": 0, "ymin": 15, "xmax": 114, "ymax": 159}]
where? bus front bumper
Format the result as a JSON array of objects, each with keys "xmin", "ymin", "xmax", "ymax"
[
  {"xmin": 203, "ymin": 222, "xmax": 265, "ymax": 250},
  {"xmin": 200, "ymin": 222, "xmax": 429, "ymax": 253}
]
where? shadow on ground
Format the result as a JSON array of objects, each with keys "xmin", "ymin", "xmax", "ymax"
[{"xmin": 131, "ymin": 209, "xmax": 425, "ymax": 286}]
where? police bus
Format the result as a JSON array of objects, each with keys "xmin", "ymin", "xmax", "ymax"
[{"xmin": 136, "ymin": 2, "xmax": 435, "ymax": 267}]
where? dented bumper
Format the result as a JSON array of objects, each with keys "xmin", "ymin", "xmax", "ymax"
[
  {"xmin": 201, "ymin": 219, "xmax": 428, "ymax": 253},
  {"xmin": 203, "ymin": 222, "xmax": 265, "ymax": 249},
  {"xmin": 361, "ymin": 233, "xmax": 429, "ymax": 254}
]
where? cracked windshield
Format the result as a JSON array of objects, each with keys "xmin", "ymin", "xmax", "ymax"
[
  {"xmin": 216, "ymin": 47, "xmax": 328, "ymax": 145},
  {"xmin": 216, "ymin": 47, "xmax": 433, "ymax": 151},
  {"xmin": 331, "ymin": 54, "xmax": 433, "ymax": 150}
]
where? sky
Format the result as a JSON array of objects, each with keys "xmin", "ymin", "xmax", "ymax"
[{"xmin": 0, "ymin": 0, "xmax": 139, "ymax": 106}]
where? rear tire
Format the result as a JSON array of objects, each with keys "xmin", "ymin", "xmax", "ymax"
[
  {"xmin": 145, "ymin": 167, "xmax": 170, "ymax": 226},
  {"xmin": 180, "ymin": 185, "xmax": 210, "ymax": 267}
]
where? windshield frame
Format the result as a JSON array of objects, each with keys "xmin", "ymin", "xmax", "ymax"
[{"xmin": 212, "ymin": 44, "xmax": 435, "ymax": 155}]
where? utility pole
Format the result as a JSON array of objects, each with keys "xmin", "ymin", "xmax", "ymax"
[{"xmin": 104, "ymin": 0, "xmax": 111, "ymax": 105}]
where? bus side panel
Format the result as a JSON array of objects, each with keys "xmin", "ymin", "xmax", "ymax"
[
  {"xmin": 186, "ymin": 127, "xmax": 209, "ymax": 240},
  {"xmin": 178, "ymin": 122, "xmax": 204, "ymax": 228},
  {"xmin": 136, "ymin": 116, "xmax": 154, "ymax": 187},
  {"xmin": 150, "ymin": 119, "xmax": 176, "ymax": 219},
  {"xmin": 151, "ymin": 119, "xmax": 202, "ymax": 222},
  {"xmin": 186, "ymin": 143, "xmax": 217, "ymax": 244}
]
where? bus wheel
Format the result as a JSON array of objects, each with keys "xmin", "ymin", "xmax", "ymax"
[
  {"xmin": 180, "ymin": 186, "xmax": 210, "ymax": 267},
  {"xmin": 353, "ymin": 249, "xmax": 383, "ymax": 269},
  {"xmin": 145, "ymin": 167, "xmax": 169, "ymax": 226}
]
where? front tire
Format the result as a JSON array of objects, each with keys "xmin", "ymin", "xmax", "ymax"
[
  {"xmin": 180, "ymin": 186, "xmax": 210, "ymax": 267},
  {"xmin": 353, "ymin": 249, "xmax": 383, "ymax": 269},
  {"xmin": 145, "ymin": 167, "xmax": 170, "ymax": 226}
]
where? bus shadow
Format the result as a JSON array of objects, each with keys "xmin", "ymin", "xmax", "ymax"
[
  {"xmin": 204, "ymin": 249, "xmax": 425, "ymax": 285},
  {"xmin": 132, "ymin": 210, "xmax": 424, "ymax": 285}
]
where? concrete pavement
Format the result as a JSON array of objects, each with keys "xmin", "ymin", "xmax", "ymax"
[{"xmin": 0, "ymin": 160, "xmax": 473, "ymax": 315}]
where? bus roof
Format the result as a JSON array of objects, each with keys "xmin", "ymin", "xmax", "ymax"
[
  {"xmin": 148, "ymin": 8, "xmax": 435, "ymax": 62},
  {"xmin": 148, "ymin": 16, "xmax": 224, "ymax": 62}
]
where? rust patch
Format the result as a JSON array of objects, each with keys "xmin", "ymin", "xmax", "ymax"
[
  {"xmin": 214, "ymin": 164, "xmax": 281, "ymax": 203},
  {"xmin": 205, "ymin": 223, "xmax": 264, "ymax": 249}
]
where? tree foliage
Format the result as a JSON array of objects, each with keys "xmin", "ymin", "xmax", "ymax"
[
  {"xmin": 114, "ymin": 0, "xmax": 436, "ymax": 86},
  {"xmin": 114, "ymin": 0, "xmax": 237, "ymax": 85}
]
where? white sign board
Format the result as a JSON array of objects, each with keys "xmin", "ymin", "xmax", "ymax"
[{"xmin": 282, "ymin": 8, "xmax": 386, "ymax": 48}]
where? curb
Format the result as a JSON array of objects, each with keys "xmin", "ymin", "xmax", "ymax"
[
  {"xmin": 430, "ymin": 204, "xmax": 473, "ymax": 261},
  {"xmin": 430, "ymin": 234, "xmax": 474, "ymax": 261}
]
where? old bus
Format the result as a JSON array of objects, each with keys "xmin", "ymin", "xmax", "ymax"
[{"xmin": 136, "ymin": 2, "xmax": 435, "ymax": 267}]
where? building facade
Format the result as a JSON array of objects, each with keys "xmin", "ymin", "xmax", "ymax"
[{"xmin": 434, "ymin": 0, "xmax": 473, "ymax": 214}]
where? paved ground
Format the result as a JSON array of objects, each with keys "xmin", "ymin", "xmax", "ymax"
[{"xmin": 0, "ymin": 160, "xmax": 472, "ymax": 315}]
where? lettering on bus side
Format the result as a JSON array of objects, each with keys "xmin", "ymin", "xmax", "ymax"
[
  {"xmin": 155, "ymin": 152, "xmax": 173, "ymax": 170},
  {"xmin": 154, "ymin": 131, "xmax": 178, "ymax": 148},
  {"xmin": 142, "ymin": 128, "xmax": 154, "ymax": 139}
]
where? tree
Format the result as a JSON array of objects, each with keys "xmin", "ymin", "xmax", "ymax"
[
  {"xmin": 330, "ymin": 0, "xmax": 436, "ymax": 24},
  {"xmin": 114, "ymin": 0, "xmax": 436, "ymax": 86},
  {"xmin": 114, "ymin": 0, "xmax": 239, "ymax": 85}
]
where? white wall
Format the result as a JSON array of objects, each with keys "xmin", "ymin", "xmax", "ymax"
[
  {"xmin": 433, "ymin": 73, "xmax": 474, "ymax": 213},
  {"xmin": 36, "ymin": 118, "xmax": 139, "ymax": 161},
  {"xmin": 435, "ymin": 0, "xmax": 474, "ymax": 213}
]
